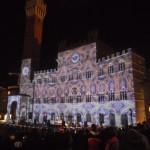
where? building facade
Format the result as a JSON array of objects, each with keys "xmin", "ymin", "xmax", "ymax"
[
  {"xmin": 7, "ymin": 42, "xmax": 145, "ymax": 126},
  {"xmin": 6, "ymin": 0, "xmax": 146, "ymax": 126}
]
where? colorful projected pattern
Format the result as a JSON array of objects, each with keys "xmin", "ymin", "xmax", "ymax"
[{"xmin": 19, "ymin": 42, "xmax": 135, "ymax": 126}]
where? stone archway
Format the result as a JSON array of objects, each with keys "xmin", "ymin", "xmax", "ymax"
[
  {"xmin": 109, "ymin": 113, "xmax": 116, "ymax": 127},
  {"xmin": 77, "ymin": 113, "xmax": 82, "ymax": 123},
  {"xmin": 10, "ymin": 101, "xmax": 17, "ymax": 120},
  {"xmin": 121, "ymin": 113, "xmax": 128, "ymax": 127}
]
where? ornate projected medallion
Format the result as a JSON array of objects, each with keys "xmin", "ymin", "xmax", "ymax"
[
  {"xmin": 71, "ymin": 53, "xmax": 80, "ymax": 63},
  {"xmin": 22, "ymin": 66, "xmax": 29, "ymax": 76}
]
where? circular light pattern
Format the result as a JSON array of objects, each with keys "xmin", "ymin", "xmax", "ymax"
[
  {"xmin": 71, "ymin": 53, "xmax": 80, "ymax": 63},
  {"xmin": 22, "ymin": 67, "xmax": 29, "ymax": 76}
]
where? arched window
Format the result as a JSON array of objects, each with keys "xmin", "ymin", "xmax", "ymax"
[
  {"xmin": 108, "ymin": 65, "xmax": 114, "ymax": 74},
  {"xmin": 86, "ymin": 95, "xmax": 91, "ymax": 102},
  {"xmin": 98, "ymin": 67, "xmax": 104, "ymax": 76},
  {"xmin": 109, "ymin": 92, "xmax": 115, "ymax": 101},
  {"xmin": 120, "ymin": 79, "xmax": 127, "ymax": 100},
  {"xmin": 98, "ymin": 94, "xmax": 105, "ymax": 102},
  {"xmin": 108, "ymin": 80, "xmax": 115, "ymax": 101},
  {"xmin": 120, "ymin": 91, "xmax": 127, "ymax": 100},
  {"xmin": 119, "ymin": 62, "xmax": 125, "ymax": 71},
  {"xmin": 86, "ymin": 71, "xmax": 93, "ymax": 79}
]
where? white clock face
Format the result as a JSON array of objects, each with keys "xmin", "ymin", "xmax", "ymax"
[
  {"xmin": 22, "ymin": 67, "xmax": 29, "ymax": 76},
  {"xmin": 71, "ymin": 53, "xmax": 80, "ymax": 63}
]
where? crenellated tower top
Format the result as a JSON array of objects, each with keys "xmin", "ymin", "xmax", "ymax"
[{"xmin": 25, "ymin": 0, "xmax": 47, "ymax": 20}]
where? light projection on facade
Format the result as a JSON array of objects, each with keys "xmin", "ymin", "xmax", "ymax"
[{"xmin": 8, "ymin": 42, "xmax": 146, "ymax": 126}]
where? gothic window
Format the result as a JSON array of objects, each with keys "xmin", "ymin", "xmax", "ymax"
[
  {"xmin": 108, "ymin": 65, "xmax": 114, "ymax": 74},
  {"xmin": 77, "ymin": 96, "xmax": 82, "ymax": 103},
  {"xmin": 98, "ymin": 68, "xmax": 104, "ymax": 76},
  {"xmin": 120, "ymin": 91, "xmax": 127, "ymax": 100},
  {"xmin": 86, "ymin": 71, "xmax": 92, "ymax": 79},
  {"xmin": 86, "ymin": 95, "xmax": 91, "ymax": 102},
  {"xmin": 68, "ymin": 96, "xmax": 73, "ymax": 103},
  {"xmin": 98, "ymin": 94, "xmax": 105, "ymax": 102},
  {"xmin": 86, "ymin": 113, "xmax": 91, "ymax": 122},
  {"xmin": 119, "ymin": 62, "xmax": 125, "ymax": 71},
  {"xmin": 109, "ymin": 92, "xmax": 115, "ymax": 101}
]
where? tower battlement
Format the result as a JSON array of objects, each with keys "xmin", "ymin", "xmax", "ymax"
[
  {"xmin": 26, "ymin": 0, "xmax": 46, "ymax": 19},
  {"xmin": 98, "ymin": 48, "xmax": 132, "ymax": 63}
]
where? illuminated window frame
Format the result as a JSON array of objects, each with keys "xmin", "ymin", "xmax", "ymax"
[
  {"xmin": 98, "ymin": 94, "xmax": 105, "ymax": 102},
  {"xmin": 109, "ymin": 92, "xmax": 115, "ymax": 101},
  {"xmin": 108, "ymin": 65, "xmax": 114, "ymax": 74},
  {"xmin": 120, "ymin": 91, "xmax": 127, "ymax": 100},
  {"xmin": 119, "ymin": 62, "xmax": 125, "ymax": 71}
]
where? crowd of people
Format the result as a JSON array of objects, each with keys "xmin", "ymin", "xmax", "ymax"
[{"xmin": 0, "ymin": 121, "xmax": 150, "ymax": 150}]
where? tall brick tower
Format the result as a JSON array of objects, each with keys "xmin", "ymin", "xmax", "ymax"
[{"xmin": 20, "ymin": 0, "xmax": 47, "ymax": 85}]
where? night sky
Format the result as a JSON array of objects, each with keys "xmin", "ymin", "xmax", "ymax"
[{"xmin": 0, "ymin": 0, "xmax": 150, "ymax": 87}]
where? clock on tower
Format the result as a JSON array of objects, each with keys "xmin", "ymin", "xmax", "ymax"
[{"xmin": 20, "ymin": 59, "xmax": 31, "ymax": 85}]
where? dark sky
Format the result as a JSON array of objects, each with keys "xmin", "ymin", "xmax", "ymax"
[{"xmin": 0, "ymin": 0, "xmax": 150, "ymax": 87}]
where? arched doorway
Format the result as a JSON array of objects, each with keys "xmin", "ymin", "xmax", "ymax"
[
  {"xmin": 77, "ymin": 113, "xmax": 82, "ymax": 123},
  {"xmin": 109, "ymin": 113, "xmax": 116, "ymax": 127},
  {"xmin": 121, "ymin": 114, "xmax": 128, "ymax": 127},
  {"xmin": 99, "ymin": 113, "xmax": 104, "ymax": 125},
  {"xmin": 86, "ymin": 113, "xmax": 91, "ymax": 122},
  {"xmin": 10, "ymin": 101, "xmax": 17, "ymax": 121},
  {"xmin": 68, "ymin": 113, "xmax": 73, "ymax": 123}
]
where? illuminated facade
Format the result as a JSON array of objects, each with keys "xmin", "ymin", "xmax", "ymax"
[
  {"xmin": 15, "ymin": 42, "xmax": 145, "ymax": 126},
  {"xmin": 6, "ymin": 0, "xmax": 146, "ymax": 126}
]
